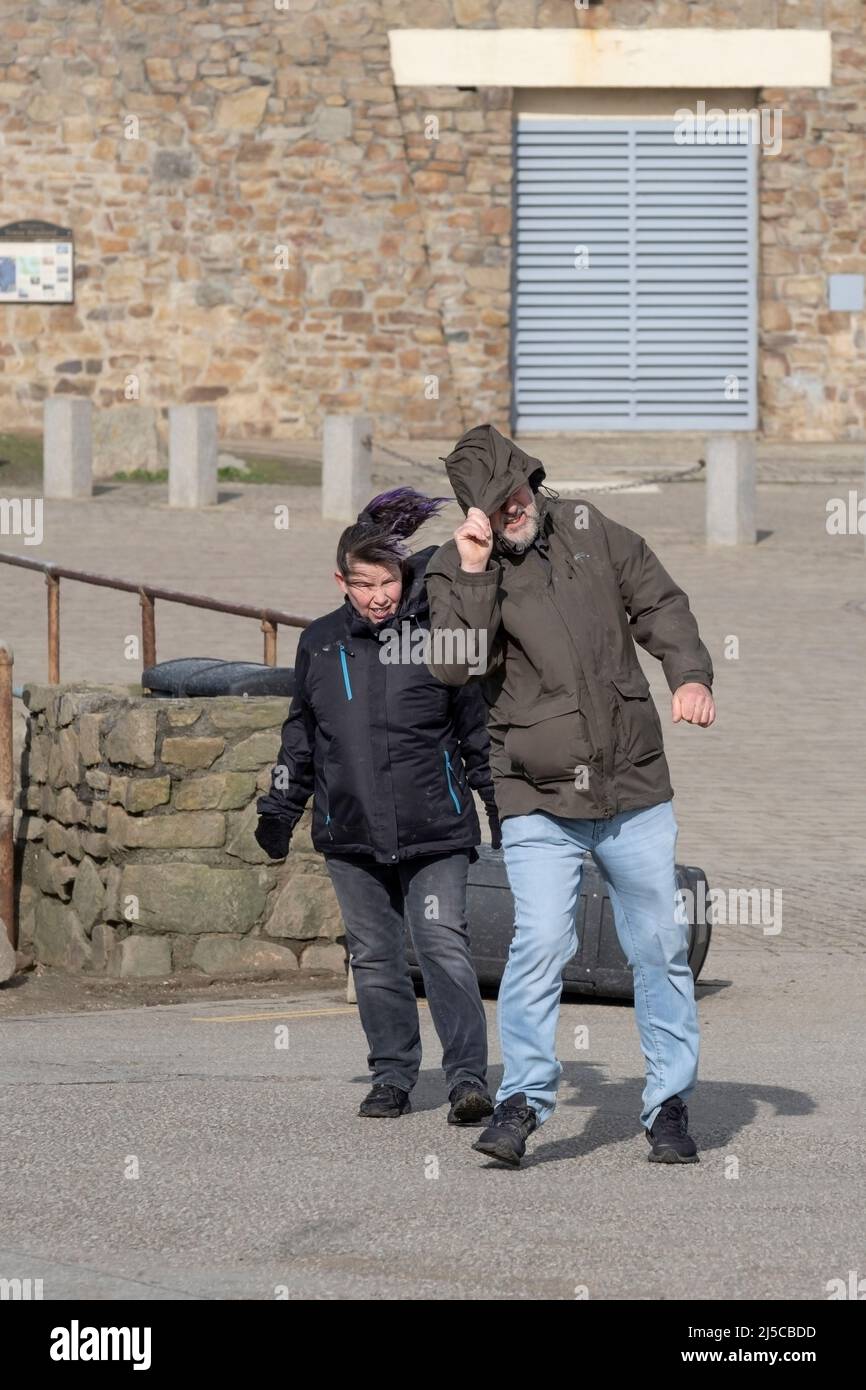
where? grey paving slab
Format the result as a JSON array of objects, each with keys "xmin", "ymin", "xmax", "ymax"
[
  {"xmin": 1, "ymin": 949, "xmax": 864, "ymax": 1301},
  {"xmin": 0, "ymin": 448, "xmax": 863, "ymax": 1300}
]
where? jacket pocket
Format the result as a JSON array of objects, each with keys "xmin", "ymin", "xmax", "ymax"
[
  {"xmin": 315, "ymin": 778, "xmax": 335, "ymax": 840},
  {"xmin": 610, "ymin": 670, "xmax": 664, "ymax": 765},
  {"xmin": 504, "ymin": 698, "xmax": 594, "ymax": 785}
]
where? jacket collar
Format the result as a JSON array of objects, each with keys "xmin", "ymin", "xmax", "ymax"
[{"xmin": 534, "ymin": 493, "xmax": 554, "ymax": 553}]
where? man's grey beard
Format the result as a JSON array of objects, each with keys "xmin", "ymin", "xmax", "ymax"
[{"xmin": 495, "ymin": 508, "xmax": 541, "ymax": 554}]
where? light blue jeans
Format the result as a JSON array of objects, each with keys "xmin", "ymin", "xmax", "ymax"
[{"xmin": 498, "ymin": 799, "xmax": 699, "ymax": 1131}]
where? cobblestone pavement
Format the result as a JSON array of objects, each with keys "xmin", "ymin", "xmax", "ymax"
[{"xmin": 1, "ymin": 448, "xmax": 864, "ymax": 956}]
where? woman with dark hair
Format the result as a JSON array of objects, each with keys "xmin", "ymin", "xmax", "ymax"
[{"xmin": 254, "ymin": 488, "xmax": 499, "ymax": 1124}]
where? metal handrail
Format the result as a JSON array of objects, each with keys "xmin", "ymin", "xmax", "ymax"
[{"xmin": 0, "ymin": 551, "xmax": 312, "ymax": 681}]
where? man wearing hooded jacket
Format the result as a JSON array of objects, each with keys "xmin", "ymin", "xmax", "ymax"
[{"xmin": 424, "ymin": 424, "xmax": 716, "ymax": 1167}]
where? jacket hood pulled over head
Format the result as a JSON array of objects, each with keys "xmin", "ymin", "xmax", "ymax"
[{"xmin": 441, "ymin": 424, "xmax": 546, "ymax": 518}]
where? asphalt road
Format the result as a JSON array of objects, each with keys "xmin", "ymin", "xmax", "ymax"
[{"xmin": 2, "ymin": 937, "xmax": 864, "ymax": 1301}]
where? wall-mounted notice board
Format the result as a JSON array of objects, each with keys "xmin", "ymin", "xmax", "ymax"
[{"xmin": 0, "ymin": 219, "xmax": 74, "ymax": 303}]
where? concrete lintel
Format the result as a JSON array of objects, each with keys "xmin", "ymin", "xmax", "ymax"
[{"xmin": 388, "ymin": 28, "xmax": 832, "ymax": 90}]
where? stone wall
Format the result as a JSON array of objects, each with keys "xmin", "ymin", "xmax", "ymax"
[
  {"xmin": 16, "ymin": 683, "xmax": 346, "ymax": 979},
  {"xmin": 0, "ymin": 0, "xmax": 863, "ymax": 442}
]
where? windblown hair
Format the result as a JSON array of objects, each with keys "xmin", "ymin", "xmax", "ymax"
[{"xmin": 336, "ymin": 487, "xmax": 449, "ymax": 578}]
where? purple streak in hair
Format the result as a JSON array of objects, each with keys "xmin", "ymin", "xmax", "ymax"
[
  {"xmin": 337, "ymin": 487, "xmax": 450, "ymax": 576},
  {"xmin": 362, "ymin": 486, "xmax": 450, "ymax": 540}
]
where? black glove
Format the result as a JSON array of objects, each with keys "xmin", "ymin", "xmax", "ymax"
[
  {"xmin": 485, "ymin": 802, "xmax": 502, "ymax": 851},
  {"xmin": 254, "ymin": 815, "xmax": 291, "ymax": 860}
]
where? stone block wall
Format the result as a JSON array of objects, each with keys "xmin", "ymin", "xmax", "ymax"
[
  {"xmin": 15, "ymin": 683, "xmax": 346, "ymax": 979},
  {"xmin": 0, "ymin": 0, "xmax": 863, "ymax": 441}
]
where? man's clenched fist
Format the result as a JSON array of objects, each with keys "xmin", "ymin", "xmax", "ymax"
[
  {"xmin": 455, "ymin": 506, "xmax": 493, "ymax": 573},
  {"xmin": 672, "ymin": 682, "xmax": 715, "ymax": 726}
]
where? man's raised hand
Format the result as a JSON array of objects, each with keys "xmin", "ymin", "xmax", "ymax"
[{"xmin": 455, "ymin": 506, "xmax": 493, "ymax": 573}]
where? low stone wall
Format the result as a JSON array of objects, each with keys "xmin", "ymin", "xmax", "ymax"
[{"xmin": 15, "ymin": 683, "xmax": 345, "ymax": 979}]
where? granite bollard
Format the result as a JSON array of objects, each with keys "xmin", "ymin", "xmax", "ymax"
[
  {"xmin": 43, "ymin": 398, "xmax": 93, "ymax": 499},
  {"xmin": 705, "ymin": 434, "xmax": 757, "ymax": 546},
  {"xmin": 169, "ymin": 404, "xmax": 218, "ymax": 508},
  {"xmin": 322, "ymin": 414, "xmax": 372, "ymax": 522}
]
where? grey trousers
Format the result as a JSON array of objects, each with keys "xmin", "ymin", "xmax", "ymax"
[{"xmin": 325, "ymin": 850, "xmax": 488, "ymax": 1094}]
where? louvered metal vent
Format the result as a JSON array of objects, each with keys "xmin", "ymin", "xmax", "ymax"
[{"xmin": 512, "ymin": 118, "xmax": 757, "ymax": 430}]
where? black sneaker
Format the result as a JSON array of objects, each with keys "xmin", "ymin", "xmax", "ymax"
[
  {"xmin": 447, "ymin": 1081, "xmax": 494, "ymax": 1126},
  {"xmin": 358, "ymin": 1083, "xmax": 411, "ymax": 1118},
  {"xmin": 646, "ymin": 1095, "xmax": 699, "ymax": 1163},
  {"xmin": 472, "ymin": 1092, "xmax": 538, "ymax": 1167}
]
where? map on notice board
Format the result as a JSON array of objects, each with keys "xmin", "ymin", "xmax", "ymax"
[{"xmin": 0, "ymin": 220, "xmax": 74, "ymax": 303}]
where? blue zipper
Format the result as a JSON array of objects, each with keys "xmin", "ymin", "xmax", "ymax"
[
  {"xmin": 443, "ymin": 750, "xmax": 461, "ymax": 813},
  {"xmin": 338, "ymin": 641, "xmax": 353, "ymax": 700}
]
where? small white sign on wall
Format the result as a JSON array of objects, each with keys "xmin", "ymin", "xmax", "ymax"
[
  {"xmin": 0, "ymin": 219, "xmax": 74, "ymax": 303},
  {"xmin": 828, "ymin": 274, "xmax": 864, "ymax": 312}
]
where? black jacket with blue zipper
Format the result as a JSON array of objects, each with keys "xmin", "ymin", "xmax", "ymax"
[{"xmin": 256, "ymin": 546, "xmax": 496, "ymax": 863}]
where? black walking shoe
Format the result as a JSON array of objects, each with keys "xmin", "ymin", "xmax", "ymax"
[
  {"xmin": 472, "ymin": 1092, "xmax": 538, "ymax": 1167},
  {"xmin": 646, "ymin": 1095, "xmax": 699, "ymax": 1163},
  {"xmin": 447, "ymin": 1081, "xmax": 494, "ymax": 1126},
  {"xmin": 358, "ymin": 1083, "xmax": 411, "ymax": 1118}
]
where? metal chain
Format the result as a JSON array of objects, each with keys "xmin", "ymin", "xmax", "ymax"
[
  {"xmin": 374, "ymin": 441, "xmax": 442, "ymax": 470},
  {"xmin": 586, "ymin": 458, "xmax": 706, "ymax": 493},
  {"xmin": 375, "ymin": 447, "xmax": 857, "ymax": 488},
  {"xmin": 375, "ymin": 441, "xmax": 706, "ymax": 492}
]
